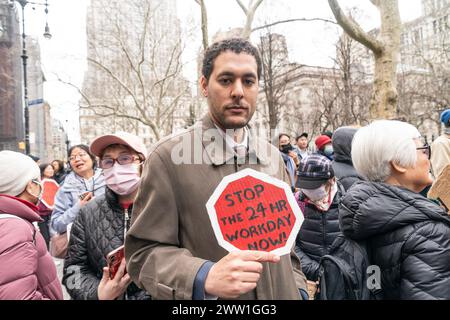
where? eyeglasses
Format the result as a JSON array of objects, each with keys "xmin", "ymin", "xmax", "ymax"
[
  {"xmin": 100, "ymin": 154, "xmax": 140, "ymax": 169},
  {"xmin": 31, "ymin": 178, "xmax": 42, "ymax": 189},
  {"xmin": 69, "ymin": 152, "xmax": 89, "ymax": 162},
  {"xmin": 416, "ymin": 144, "xmax": 431, "ymax": 160}
]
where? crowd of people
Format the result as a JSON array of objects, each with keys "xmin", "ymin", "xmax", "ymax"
[{"xmin": 0, "ymin": 38, "xmax": 449, "ymax": 301}]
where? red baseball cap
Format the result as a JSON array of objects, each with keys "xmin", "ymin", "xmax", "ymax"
[
  {"xmin": 90, "ymin": 132, "xmax": 148, "ymax": 159},
  {"xmin": 315, "ymin": 135, "xmax": 332, "ymax": 151}
]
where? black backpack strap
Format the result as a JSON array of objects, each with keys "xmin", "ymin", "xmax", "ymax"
[{"xmin": 364, "ymin": 238, "xmax": 384, "ymax": 300}]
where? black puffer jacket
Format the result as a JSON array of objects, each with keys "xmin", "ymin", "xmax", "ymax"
[
  {"xmin": 331, "ymin": 127, "xmax": 363, "ymax": 191},
  {"xmin": 340, "ymin": 181, "xmax": 450, "ymax": 300},
  {"xmin": 62, "ymin": 187, "xmax": 150, "ymax": 300},
  {"xmin": 294, "ymin": 183, "xmax": 344, "ymax": 281}
]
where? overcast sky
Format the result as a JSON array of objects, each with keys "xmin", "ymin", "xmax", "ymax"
[{"xmin": 23, "ymin": 0, "xmax": 423, "ymax": 142}]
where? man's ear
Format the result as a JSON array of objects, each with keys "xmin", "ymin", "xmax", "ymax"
[
  {"xmin": 390, "ymin": 161, "xmax": 407, "ymax": 174},
  {"xmin": 200, "ymin": 75, "xmax": 208, "ymax": 97}
]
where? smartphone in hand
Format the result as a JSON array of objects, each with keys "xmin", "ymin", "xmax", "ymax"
[
  {"xmin": 79, "ymin": 192, "xmax": 90, "ymax": 200},
  {"xmin": 106, "ymin": 245, "xmax": 126, "ymax": 280}
]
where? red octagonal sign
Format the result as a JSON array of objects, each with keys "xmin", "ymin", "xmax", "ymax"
[{"xmin": 206, "ymin": 168, "xmax": 304, "ymax": 256}]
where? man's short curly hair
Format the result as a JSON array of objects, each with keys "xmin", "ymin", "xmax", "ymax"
[{"xmin": 202, "ymin": 38, "xmax": 262, "ymax": 81}]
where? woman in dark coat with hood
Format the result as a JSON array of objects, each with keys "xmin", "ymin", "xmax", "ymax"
[
  {"xmin": 331, "ymin": 126, "xmax": 363, "ymax": 191},
  {"xmin": 339, "ymin": 120, "xmax": 450, "ymax": 300}
]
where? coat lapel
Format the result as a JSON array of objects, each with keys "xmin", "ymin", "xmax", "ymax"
[{"xmin": 199, "ymin": 115, "xmax": 269, "ymax": 166}]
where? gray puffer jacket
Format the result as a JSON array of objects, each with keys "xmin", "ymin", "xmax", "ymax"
[
  {"xmin": 62, "ymin": 187, "xmax": 150, "ymax": 300},
  {"xmin": 339, "ymin": 181, "xmax": 450, "ymax": 300}
]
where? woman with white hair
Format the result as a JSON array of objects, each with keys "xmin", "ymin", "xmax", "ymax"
[{"xmin": 339, "ymin": 120, "xmax": 450, "ymax": 300}]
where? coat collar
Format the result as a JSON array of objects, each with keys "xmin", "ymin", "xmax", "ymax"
[
  {"xmin": 0, "ymin": 194, "xmax": 42, "ymax": 222},
  {"xmin": 62, "ymin": 168, "xmax": 104, "ymax": 193},
  {"xmin": 104, "ymin": 187, "xmax": 133, "ymax": 213},
  {"xmin": 198, "ymin": 115, "xmax": 269, "ymax": 166}
]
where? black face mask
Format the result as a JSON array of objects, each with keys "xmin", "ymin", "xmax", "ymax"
[{"xmin": 280, "ymin": 144, "xmax": 294, "ymax": 154}]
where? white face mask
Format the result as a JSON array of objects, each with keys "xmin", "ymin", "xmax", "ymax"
[
  {"xmin": 28, "ymin": 179, "xmax": 43, "ymax": 205},
  {"xmin": 301, "ymin": 186, "xmax": 328, "ymax": 202},
  {"xmin": 324, "ymin": 145, "xmax": 334, "ymax": 156},
  {"xmin": 301, "ymin": 181, "xmax": 338, "ymax": 212},
  {"xmin": 103, "ymin": 163, "xmax": 141, "ymax": 195}
]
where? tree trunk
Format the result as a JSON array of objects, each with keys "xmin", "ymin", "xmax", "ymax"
[
  {"xmin": 328, "ymin": 0, "xmax": 401, "ymax": 119},
  {"xmin": 196, "ymin": 0, "xmax": 209, "ymax": 50},
  {"xmin": 370, "ymin": 1, "xmax": 401, "ymax": 119},
  {"xmin": 236, "ymin": 0, "xmax": 264, "ymax": 39}
]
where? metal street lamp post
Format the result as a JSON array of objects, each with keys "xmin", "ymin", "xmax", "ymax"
[
  {"xmin": 65, "ymin": 120, "xmax": 70, "ymax": 156},
  {"xmin": 11, "ymin": 0, "xmax": 51, "ymax": 155}
]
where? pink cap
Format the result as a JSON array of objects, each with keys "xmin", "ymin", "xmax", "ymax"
[{"xmin": 90, "ymin": 131, "xmax": 148, "ymax": 158}]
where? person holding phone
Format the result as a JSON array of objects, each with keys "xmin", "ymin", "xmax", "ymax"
[
  {"xmin": 279, "ymin": 133, "xmax": 299, "ymax": 191},
  {"xmin": 51, "ymin": 145, "xmax": 106, "ymax": 236},
  {"xmin": 62, "ymin": 132, "xmax": 150, "ymax": 300}
]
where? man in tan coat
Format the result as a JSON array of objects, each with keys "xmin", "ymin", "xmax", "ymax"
[
  {"xmin": 431, "ymin": 109, "xmax": 450, "ymax": 179},
  {"xmin": 125, "ymin": 38, "xmax": 308, "ymax": 300}
]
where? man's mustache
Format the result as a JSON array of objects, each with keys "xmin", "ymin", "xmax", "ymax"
[{"xmin": 225, "ymin": 103, "xmax": 248, "ymax": 109}]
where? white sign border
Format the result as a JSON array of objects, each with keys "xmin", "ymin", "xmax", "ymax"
[{"xmin": 205, "ymin": 168, "xmax": 304, "ymax": 256}]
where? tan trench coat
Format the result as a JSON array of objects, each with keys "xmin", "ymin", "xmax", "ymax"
[
  {"xmin": 125, "ymin": 115, "xmax": 307, "ymax": 300},
  {"xmin": 431, "ymin": 134, "xmax": 450, "ymax": 179}
]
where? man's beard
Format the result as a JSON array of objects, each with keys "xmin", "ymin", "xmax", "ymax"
[
  {"xmin": 222, "ymin": 118, "xmax": 249, "ymax": 129},
  {"xmin": 212, "ymin": 106, "xmax": 253, "ymax": 129}
]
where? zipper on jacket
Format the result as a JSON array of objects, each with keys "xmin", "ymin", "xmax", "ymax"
[
  {"xmin": 123, "ymin": 206, "xmax": 130, "ymax": 301},
  {"xmin": 322, "ymin": 212, "xmax": 327, "ymax": 256},
  {"xmin": 124, "ymin": 207, "xmax": 130, "ymax": 241}
]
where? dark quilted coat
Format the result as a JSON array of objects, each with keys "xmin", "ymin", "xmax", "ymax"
[
  {"xmin": 294, "ymin": 183, "xmax": 343, "ymax": 281},
  {"xmin": 340, "ymin": 181, "xmax": 450, "ymax": 300},
  {"xmin": 62, "ymin": 187, "xmax": 149, "ymax": 300}
]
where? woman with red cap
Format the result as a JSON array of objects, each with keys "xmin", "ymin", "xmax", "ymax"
[
  {"xmin": 62, "ymin": 132, "xmax": 150, "ymax": 300},
  {"xmin": 315, "ymin": 134, "xmax": 334, "ymax": 161}
]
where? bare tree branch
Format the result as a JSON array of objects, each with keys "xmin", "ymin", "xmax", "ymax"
[
  {"xmin": 195, "ymin": 0, "xmax": 209, "ymax": 50},
  {"xmin": 328, "ymin": 0, "xmax": 383, "ymax": 54},
  {"xmin": 253, "ymin": 18, "xmax": 337, "ymax": 32},
  {"xmin": 236, "ymin": 0, "xmax": 248, "ymax": 15},
  {"xmin": 237, "ymin": 0, "xmax": 264, "ymax": 39}
]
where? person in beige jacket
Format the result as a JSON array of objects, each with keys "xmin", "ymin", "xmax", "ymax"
[
  {"xmin": 125, "ymin": 38, "xmax": 308, "ymax": 300},
  {"xmin": 430, "ymin": 109, "xmax": 450, "ymax": 179}
]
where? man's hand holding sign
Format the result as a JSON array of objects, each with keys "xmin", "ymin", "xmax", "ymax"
[{"xmin": 205, "ymin": 169, "xmax": 304, "ymax": 298}]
